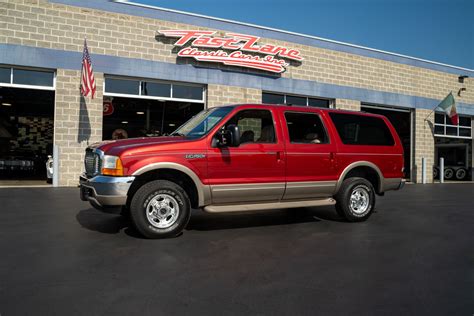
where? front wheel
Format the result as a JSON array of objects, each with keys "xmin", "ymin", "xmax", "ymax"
[
  {"xmin": 335, "ymin": 177, "xmax": 376, "ymax": 222},
  {"xmin": 130, "ymin": 180, "xmax": 191, "ymax": 239}
]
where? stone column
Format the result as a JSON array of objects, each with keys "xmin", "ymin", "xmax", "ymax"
[
  {"xmin": 53, "ymin": 69, "xmax": 103, "ymax": 186},
  {"xmin": 335, "ymin": 99, "xmax": 361, "ymax": 111},
  {"xmin": 413, "ymin": 108, "xmax": 435, "ymax": 183},
  {"xmin": 207, "ymin": 84, "xmax": 261, "ymax": 108}
]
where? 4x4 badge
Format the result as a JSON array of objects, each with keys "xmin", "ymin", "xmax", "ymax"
[{"xmin": 185, "ymin": 154, "xmax": 206, "ymax": 159}]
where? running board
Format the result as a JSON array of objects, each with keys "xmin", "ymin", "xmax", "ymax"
[{"xmin": 203, "ymin": 198, "xmax": 336, "ymax": 213}]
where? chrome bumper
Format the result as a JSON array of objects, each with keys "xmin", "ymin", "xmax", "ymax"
[{"xmin": 79, "ymin": 173, "xmax": 135, "ymax": 209}]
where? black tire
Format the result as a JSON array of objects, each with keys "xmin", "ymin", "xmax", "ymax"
[
  {"xmin": 455, "ymin": 168, "xmax": 467, "ymax": 180},
  {"xmin": 130, "ymin": 180, "xmax": 191, "ymax": 239},
  {"xmin": 433, "ymin": 167, "xmax": 439, "ymax": 179},
  {"xmin": 334, "ymin": 177, "xmax": 376, "ymax": 222},
  {"xmin": 444, "ymin": 168, "xmax": 454, "ymax": 180}
]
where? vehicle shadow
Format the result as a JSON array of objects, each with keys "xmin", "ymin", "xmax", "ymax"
[
  {"xmin": 75, "ymin": 208, "xmax": 143, "ymax": 238},
  {"xmin": 76, "ymin": 206, "xmax": 346, "ymax": 236},
  {"xmin": 186, "ymin": 206, "xmax": 345, "ymax": 231}
]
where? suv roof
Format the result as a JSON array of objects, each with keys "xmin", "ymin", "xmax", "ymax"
[{"xmin": 229, "ymin": 103, "xmax": 387, "ymax": 119}]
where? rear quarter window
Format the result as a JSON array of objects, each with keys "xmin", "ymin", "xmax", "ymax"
[{"xmin": 329, "ymin": 113, "xmax": 395, "ymax": 146}]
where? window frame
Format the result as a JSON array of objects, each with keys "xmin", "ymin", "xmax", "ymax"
[
  {"xmin": 262, "ymin": 91, "xmax": 334, "ymax": 108},
  {"xmin": 103, "ymin": 75, "xmax": 206, "ymax": 104},
  {"xmin": 283, "ymin": 110, "xmax": 331, "ymax": 145},
  {"xmin": 0, "ymin": 66, "xmax": 56, "ymax": 91},
  {"xmin": 222, "ymin": 108, "xmax": 278, "ymax": 145},
  {"xmin": 434, "ymin": 112, "xmax": 472, "ymax": 139}
]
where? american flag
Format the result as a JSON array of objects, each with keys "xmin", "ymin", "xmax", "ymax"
[{"xmin": 81, "ymin": 38, "xmax": 96, "ymax": 99}]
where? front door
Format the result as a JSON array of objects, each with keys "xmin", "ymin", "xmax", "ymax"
[
  {"xmin": 280, "ymin": 110, "xmax": 337, "ymax": 200},
  {"xmin": 207, "ymin": 108, "xmax": 285, "ymax": 204}
]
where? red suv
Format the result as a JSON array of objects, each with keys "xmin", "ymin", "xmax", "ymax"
[{"xmin": 80, "ymin": 104, "xmax": 404, "ymax": 238}]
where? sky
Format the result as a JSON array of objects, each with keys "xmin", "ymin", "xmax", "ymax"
[{"xmin": 133, "ymin": 0, "xmax": 474, "ymax": 69}]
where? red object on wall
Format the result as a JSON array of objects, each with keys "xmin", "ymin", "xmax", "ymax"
[{"xmin": 103, "ymin": 101, "xmax": 114, "ymax": 116}]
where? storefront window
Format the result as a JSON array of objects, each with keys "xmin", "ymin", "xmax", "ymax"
[
  {"xmin": 172, "ymin": 84, "xmax": 203, "ymax": 100},
  {"xmin": 141, "ymin": 81, "xmax": 170, "ymax": 97},
  {"xmin": 262, "ymin": 93, "xmax": 284, "ymax": 104},
  {"xmin": 434, "ymin": 112, "xmax": 472, "ymax": 139},
  {"xmin": 262, "ymin": 92, "xmax": 332, "ymax": 108},
  {"xmin": 0, "ymin": 67, "xmax": 10, "ymax": 83},
  {"xmin": 286, "ymin": 95, "xmax": 306, "ymax": 106},
  {"xmin": 12, "ymin": 69, "xmax": 54, "ymax": 87},
  {"xmin": 105, "ymin": 78, "xmax": 140, "ymax": 95}
]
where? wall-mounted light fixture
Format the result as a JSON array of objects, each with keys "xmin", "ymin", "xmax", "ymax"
[
  {"xmin": 458, "ymin": 87, "xmax": 467, "ymax": 97},
  {"xmin": 458, "ymin": 75, "xmax": 468, "ymax": 83}
]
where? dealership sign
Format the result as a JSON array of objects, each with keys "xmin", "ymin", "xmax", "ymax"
[{"xmin": 158, "ymin": 30, "xmax": 303, "ymax": 73}]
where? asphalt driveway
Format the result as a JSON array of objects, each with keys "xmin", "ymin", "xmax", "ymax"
[{"xmin": 0, "ymin": 184, "xmax": 472, "ymax": 315}]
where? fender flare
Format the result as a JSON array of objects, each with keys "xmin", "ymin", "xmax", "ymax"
[
  {"xmin": 335, "ymin": 161, "xmax": 385, "ymax": 193},
  {"xmin": 132, "ymin": 162, "xmax": 211, "ymax": 207}
]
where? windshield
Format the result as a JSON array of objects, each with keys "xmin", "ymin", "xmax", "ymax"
[{"xmin": 171, "ymin": 106, "xmax": 234, "ymax": 138}]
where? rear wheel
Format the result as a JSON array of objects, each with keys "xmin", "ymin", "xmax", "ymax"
[
  {"xmin": 130, "ymin": 180, "xmax": 191, "ymax": 239},
  {"xmin": 335, "ymin": 177, "xmax": 376, "ymax": 222}
]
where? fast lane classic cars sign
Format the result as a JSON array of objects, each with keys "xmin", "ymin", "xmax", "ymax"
[{"xmin": 158, "ymin": 30, "xmax": 303, "ymax": 73}]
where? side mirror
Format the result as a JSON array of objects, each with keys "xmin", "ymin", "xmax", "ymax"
[
  {"xmin": 226, "ymin": 124, "xmax": 240, "ymax": 147},
  {"xmin": 213, "ymin": 125, "xmax": 241, "ymax": 147}
]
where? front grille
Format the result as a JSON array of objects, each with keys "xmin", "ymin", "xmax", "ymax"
[{"xmin": 84, "ymin": 149, "xmax": 101, "ymax": 177}]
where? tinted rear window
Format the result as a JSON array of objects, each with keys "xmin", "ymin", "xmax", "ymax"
[{"xmin": 329, "ymin": 113, "xmax": 394, "ymax": 146}]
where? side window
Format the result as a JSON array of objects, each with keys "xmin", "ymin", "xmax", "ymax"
[
  {"xmin": 225, "ymin": 109, "xmax": 276, "ymax": 144},
  {"xmin": 284, "ymin": 112, "xmax": 329, "ymax": 144},
  {"xmin": 329, "ymin": 113, "xmax": 395, "ymax": 146}
]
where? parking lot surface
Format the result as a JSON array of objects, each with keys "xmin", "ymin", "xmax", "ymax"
[{"xmin": 0, "ymin": 184, "xmax": 472, "ymax": 315}]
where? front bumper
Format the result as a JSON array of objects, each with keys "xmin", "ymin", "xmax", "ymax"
[{"xmin": 79, "ymin": 173, "xmax": 135, "ymax": 208}]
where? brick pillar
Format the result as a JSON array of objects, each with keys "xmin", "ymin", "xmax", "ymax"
[
  {"xmin": 413, "ymin": 108, "xmax": 435, "ymax": 183},
  {"xmin": 53, "ymin": 69, "xmax": 103, "ymax": 186},
  {"xmin": 207, "ymin": 84, "xmax": 261, "ymax": 108},
  {"xmin": 335, "ymin": 99, "xmax": 361, "ymax": 111}
]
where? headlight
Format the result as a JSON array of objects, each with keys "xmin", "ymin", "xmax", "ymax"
[{"xmin": 101, "ymin": 155, "xmax": 124, "ymax": 176}]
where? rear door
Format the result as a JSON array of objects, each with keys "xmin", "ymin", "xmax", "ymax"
[
  {"xmin": 207, "ymin": 107, "xmax": 286, "ymax": 204},
  {"xmin": 280, "ymin": 109, "xmax": 338, "ymax": 200}
]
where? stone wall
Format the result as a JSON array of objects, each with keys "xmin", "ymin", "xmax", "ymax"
[
  {"xmin": 207, "ymin": 85, "xmax": 261, "ymax": 108},
  {"xmin": 335, "ymin": 99, "xmax": 361, "ymax": 111},
  {"xmin": 54, "ymin": 69, "xmax": 103, "ymax": 186},
  {"xmin": 0, "ymin": 0, "xmax": 473, "ymax": 106},
  {"xmin": 413, "ymin": 109, "xmax": 435, "ymax": 183}
]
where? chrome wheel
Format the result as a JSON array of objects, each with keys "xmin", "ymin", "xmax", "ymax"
[
  {"xmin": 349, "ymin": 186, "xmax": 370, "ymax": 215},
  {"xmin": 145, "ymin": 194, "xmax": 180, "ymax": 229}
]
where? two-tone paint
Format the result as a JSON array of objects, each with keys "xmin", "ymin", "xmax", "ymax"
[{"xmin": 81, "ymin": 104, "xmax": 404, "ymax": 212}]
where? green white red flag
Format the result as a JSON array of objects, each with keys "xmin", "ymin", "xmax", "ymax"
[{"xmin": 437, "ymin": 92, "xmax": 458, "ymax": 125}]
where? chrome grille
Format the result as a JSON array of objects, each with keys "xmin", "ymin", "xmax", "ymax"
[{"xmin": 84, "ymin": 150, "xmax": 101, "ymax": 177}]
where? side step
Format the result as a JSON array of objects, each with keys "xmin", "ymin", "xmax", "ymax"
[{"xmin": 203, "ymin": 198, "xmax": 336, "ymax": 213}]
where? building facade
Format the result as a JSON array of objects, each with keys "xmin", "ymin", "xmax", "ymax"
[{"xmin": 0, "ymin": 0, "xmax": 473, "ymax": 186}]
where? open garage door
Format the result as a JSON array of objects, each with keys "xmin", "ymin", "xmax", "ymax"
[
  {"xmin": 361, "ymin": 104, "xmax": 413, "ymax": 181},
  {"xmin": 0, "ymin": 88, "xmax": 54, "ymax": 184}
]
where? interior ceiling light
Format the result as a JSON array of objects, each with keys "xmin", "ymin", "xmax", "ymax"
[
  {"xmin": 2, "ymin": 103, "xmax": 12, "ymax": 106},
  {"xmin": 168, "ymin": 123, "xmax": 176, "ymax": 126},
  {"xmin": 121, "ymin": 121, "xmax": 128, "ymax": 124},
  {"xmin": 136, "ymin": 111, "xmax": 145, "ymax": 115}
]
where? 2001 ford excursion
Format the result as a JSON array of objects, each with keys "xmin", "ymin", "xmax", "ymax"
[{"xmin": 80, "ymin": 104, "xmax": 404, "ymax": 238}]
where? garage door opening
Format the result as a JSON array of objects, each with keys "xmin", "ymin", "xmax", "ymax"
[
  {"xmin": 103, "ymin": 97, "xmax": 204, "ymax": 139},
  {"xmin": 102, "ymin": 77, "xmax": 205, "ymax": 140},
  {"xmin": 361, "ymin": 104, "xmax": 412, "ymax": 180},
  {"xmin": 0, "ymin": 87, "xmax": 55, "ymax": 185}
]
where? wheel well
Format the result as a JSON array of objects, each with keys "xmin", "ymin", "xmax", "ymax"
[
  {"xmin": 126, "ymin": 168, "xmax": 199, "ymax": 209},
  {"xmin": 343, "ymin": 166, "xmax": 381, "ymax": 194}
]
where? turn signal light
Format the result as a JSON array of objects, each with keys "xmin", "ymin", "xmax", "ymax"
[{"xmin": 101, "ymin": 155, "xmax": 124, "ymax": 176}]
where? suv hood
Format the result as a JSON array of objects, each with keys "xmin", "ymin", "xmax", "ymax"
[{"xmin": 89, "ymin": 136, "xmax": 190, "ymax": 156}]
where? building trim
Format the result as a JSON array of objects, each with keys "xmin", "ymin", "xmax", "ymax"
[
  {"xmin": 1, "ymin": 43, "xmax": 473, "ymax": 115},
  {"xmin": 48, "ymin": 0, "xmax": 474, "ymax": 76}
]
